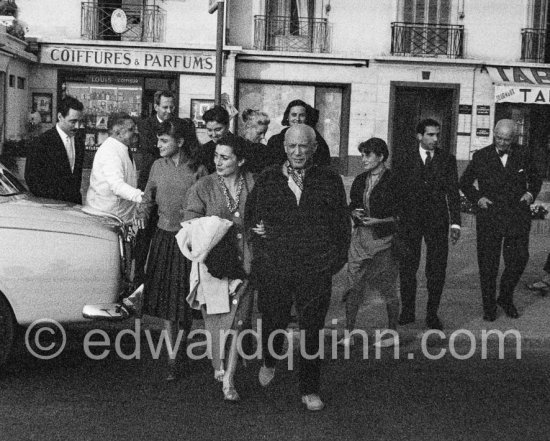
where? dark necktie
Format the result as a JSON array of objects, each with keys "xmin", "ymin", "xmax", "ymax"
[
  {"xmin": 497, "ymin": 149, "xmax": 508, "ymax": 157},
  {"xmin": 127, "ymin": 147, "xmax": 134, "ymax": 164},
  {"xmin": 425, "ymin": 151, "xmax": 433, "ymax": 167}
]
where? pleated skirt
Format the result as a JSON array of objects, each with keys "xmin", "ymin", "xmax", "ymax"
[{"xmin": 142, "ymin": 228, "xmax": 192, "ymax": 329}]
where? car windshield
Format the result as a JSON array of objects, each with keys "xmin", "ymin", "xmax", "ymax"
[{"xmin": 0, "ymin": 167, "xmax": 26, "ymax": 196}]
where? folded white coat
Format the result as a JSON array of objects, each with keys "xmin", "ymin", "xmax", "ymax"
[{"xmin": 176, "ymin": 216, "xmax": 241, "ymax": 314}]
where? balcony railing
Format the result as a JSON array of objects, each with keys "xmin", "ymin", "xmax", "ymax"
[
  {"xmin": 81, "ymin": 2, "xmax": 165, "ymax": 42},
  {"xmin": 391, "ymin": 22, "xmax": 463, "ymax": 58},
  {"xmin": 254, "ymin": 15, "xmax": 330, "ymax": 53},
  {"xmin": 521, "ymin": 28, "xmax": 547, "ymax": 63}
]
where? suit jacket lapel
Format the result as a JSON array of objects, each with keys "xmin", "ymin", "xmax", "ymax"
[{"xmin": 53, "ymin": 129, "xmax": 73, "ymax": 174}]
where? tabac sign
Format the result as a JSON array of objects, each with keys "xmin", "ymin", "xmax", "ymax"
[
  {"xmin": 40, "ymin": 44, "xmax": 215, "ymax": 74},
  {"xmin": 489, "ymin": 66, "xmax": 550, "ymax": 104}
]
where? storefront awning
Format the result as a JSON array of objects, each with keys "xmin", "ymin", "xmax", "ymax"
[{"xmin": 488, "ymin": 66, "xmax": 550, "ymax": 104}]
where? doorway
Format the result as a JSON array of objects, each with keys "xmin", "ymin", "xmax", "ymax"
[{"xmin": 389, "ymin": 82, "xmax": 459, "ymax": 168}]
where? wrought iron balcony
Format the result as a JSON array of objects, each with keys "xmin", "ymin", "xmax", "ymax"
[
  {"xmin": 391, "ymin": 22, "xmax": 463, "ymax": 58},
  {"xmin": 81, "ymin": 2, "xmax": 165, "ymax": 42},
  {"xmin": 521, "ymin": 28, "xmax": 547, "ymax": 63},
  {"xmin": 254, "ymin": 15, "xmax": 330, "ymax": 53}
]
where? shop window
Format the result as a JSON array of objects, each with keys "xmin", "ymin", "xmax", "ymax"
[
  {"xmin": 17, "ymin": 77, "xmax": 25, "ymax": 90},
  {"xmin": 8, "ymin": 75, "xmax": 14, "ymax": 88},
  {"xmin": 64, "ymin": 76, "xmax": 143, "ymax": 160},
  {"xmin": 238, "ymin": 81, "xmax": 346, "ymax": 161}
]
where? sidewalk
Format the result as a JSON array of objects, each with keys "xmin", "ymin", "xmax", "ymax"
[{"xmin": 326, "ymin": 223, "xmax": 550, "ymax": 348}]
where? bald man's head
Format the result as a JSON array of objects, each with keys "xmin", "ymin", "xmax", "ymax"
[
  {"xmin": 494, "ymin": 119, "xmax": 516, "ymax": 153},
  {"xmin": 284, "ymin": 124, "xmax": 317, "ymax": 169}
]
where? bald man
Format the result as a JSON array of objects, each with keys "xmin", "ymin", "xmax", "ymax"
[
  {"xmin": 460, "ymin": 119, "xmax": 542, "ymax": 321},
  {"xmin": 245, "ymin": 124, "xmax": 350, "ymax": 411}
]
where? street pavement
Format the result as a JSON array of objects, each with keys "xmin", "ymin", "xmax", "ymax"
[{"xmin": 2, "ymin": 174, "xmax": 550, "ymax": 441}]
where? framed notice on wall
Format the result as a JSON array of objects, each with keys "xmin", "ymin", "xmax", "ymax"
[
  {"xmin": 191, "ymin": 99, "xmax": 214, "ymax": 128},
  {"xmin": 32, "ymin": 93, "xmax": 53, "ymax": 123}
]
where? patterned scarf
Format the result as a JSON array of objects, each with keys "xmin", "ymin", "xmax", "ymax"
[{"xmin": 286, "ymin": 162, "xmax": 307, "ymax": 191}]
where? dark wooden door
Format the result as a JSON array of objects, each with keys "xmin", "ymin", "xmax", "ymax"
[{"xmin": 391, "ymin": 86, "xmax": 454, "ymax": 167}]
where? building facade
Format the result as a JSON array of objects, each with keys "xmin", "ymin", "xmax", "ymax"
[{"xmin": 7, "ymin": 0, "xmax": 550, "ymax": 178}]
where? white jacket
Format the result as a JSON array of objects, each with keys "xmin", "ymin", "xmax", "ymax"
[
  {"xmin": 176, "ymin": 216, "xmax": 241, "ymax": 314},
  {"xmin": 85, "ymin": 137, "xmax": 143, "ymax": 224}
]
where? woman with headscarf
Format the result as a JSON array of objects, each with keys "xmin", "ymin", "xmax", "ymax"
[{"xmin": 265, "ymin": 99, "xmax": 331, "ymax": 167}]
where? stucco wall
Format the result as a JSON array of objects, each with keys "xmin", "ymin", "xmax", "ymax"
[{"xmin": 5, "ymin": 59, "xmax": 31, "ymax": 140}]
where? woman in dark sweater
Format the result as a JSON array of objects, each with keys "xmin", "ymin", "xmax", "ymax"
[
  {"xmin": 265, "ymin": 99, "xmax": 331, "ymax": 167},
  {"xmin": 134, "ymin": 119, "xmax": 207, "ymax": 380},
  {"xmin": 340, "ymin": 138, "xmax": 400, "ymax": 348}
]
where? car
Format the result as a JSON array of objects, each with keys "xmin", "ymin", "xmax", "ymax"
[{"xmin": 0, "ymin": 161, "xmax": 135, "ymax": 366}]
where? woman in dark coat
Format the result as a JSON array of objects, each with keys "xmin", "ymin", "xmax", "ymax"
[
  {"xmin": 265, "ymin": 99, "xmax": 331, "ymax": 167},
  {"xmin": 339, "ymin": 138, "xmax": 400, "ymax": 348}
]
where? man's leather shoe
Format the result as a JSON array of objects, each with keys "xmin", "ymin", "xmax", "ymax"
[
  {"xmin": 425, "ymin": 315, "xmax": 443, "ymax": 330},
  {"xmin": 483, "ymin": 310, "xmax": 497, "ymax": 322},
  {"xmin": 258, "ymin": 365, "xmax": 275, "ymax": 387},
  {"xmin": 399, "ymin": 312, "xmax": 415, "ymax": 325},
  {"xmin": 301, "ymin": 394, "xmax": 325, "ymax": 411},
  {"xmin": 497, "ymin": 299, "xmax": 519, "ymax": 319}
]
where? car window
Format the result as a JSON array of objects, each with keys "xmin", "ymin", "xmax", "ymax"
[{"xmin": 0, "ymin": 167, "xmax": 26, "ymax": 196}]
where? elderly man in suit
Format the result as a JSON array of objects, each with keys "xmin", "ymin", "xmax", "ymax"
[
  {"xmin": 393, "ymin": 118, "xmax": 462, "ymax": 331},
  {"xmin": 460, "ymin": 119, "xmax": 542, "ymax": 321},
  {"xmin": 245, "ymin": 124, "xmax": 350, "ymax": 411},
  {"xmin": 25, "ymin": 96, "xmax": 85, "ymax": 204}
]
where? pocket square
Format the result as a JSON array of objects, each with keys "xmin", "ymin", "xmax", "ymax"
[{"xmin": 518, "ymin": 169, "xmax": 524, "ymax": 173}]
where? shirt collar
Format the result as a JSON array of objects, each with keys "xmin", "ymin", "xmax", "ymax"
[
  {"xmin": 418, "ymin": 146, "xmax": 434, "ymax": 159},
  {"xmin": 56, "ymin": 124, "xmax": 71, "ymax": 141}
]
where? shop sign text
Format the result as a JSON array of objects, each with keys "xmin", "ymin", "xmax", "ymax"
[{"xmin": 40, "ymin": 45, "xmax": 215, "ymax": 74}]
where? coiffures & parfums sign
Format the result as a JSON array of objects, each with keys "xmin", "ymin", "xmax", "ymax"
[{"xmin": 40, "ymin": 45, "xmax": 215, "ymax": 74}]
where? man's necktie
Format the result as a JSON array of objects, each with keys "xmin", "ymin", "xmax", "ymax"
[
  {"xmin": 425, "ymin": 150, "xmax": 433, "ymax": 167},
  {"xmin": 497, "ymin": 149, "xmax": 508, "ymax": 157},
  {"xmin": 67, "ymin": 136, "xmax": 75, "ymax": 172}
]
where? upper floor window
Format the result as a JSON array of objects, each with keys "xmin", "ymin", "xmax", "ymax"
[
  {"xmin": 392, "ymin": 0, "xmax": 462, "ymax": 58},
  {"xmin": 81, "ymin": 0, "xmax": 166, "ymax": 42},
  {"xmin": 521, "ymin": 0, "xmax": 550, "ymax": 62},
  {"xmin": 400, "ymin": 0, "xmax": 451, "ymax": 24},
  {"xmin": 254, "ymin": 0, "xmax": 330, "ymax": 53}
]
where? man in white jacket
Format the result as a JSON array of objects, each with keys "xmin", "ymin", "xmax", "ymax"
[{"xmin": 86, "ymin": 112, "xmax": 143, "ymax": 224}]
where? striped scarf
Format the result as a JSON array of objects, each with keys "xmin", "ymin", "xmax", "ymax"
[{"xmin": 286, "ymin": 162, "xmax": 307, "ymax": 191}]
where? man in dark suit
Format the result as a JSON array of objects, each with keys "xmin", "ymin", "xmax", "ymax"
[
  {"xmin": 136, "ymin": 90, "xmax": 182, "ymax": 190},
  {"xmin": 394, "ymin": 118, "xmax": 461, "ymax": 330},
  {"xmin": 460, "ymin": 119, "xmax": 542, "ymax": 321},
  {"xmin": 25, "ymin": 96, "xmax": 85, "ymax": 204}
]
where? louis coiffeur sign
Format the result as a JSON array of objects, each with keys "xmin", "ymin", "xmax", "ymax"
[{"xmin": 40, "ymin": 45, "xmax": 215, "ymax": 74}]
